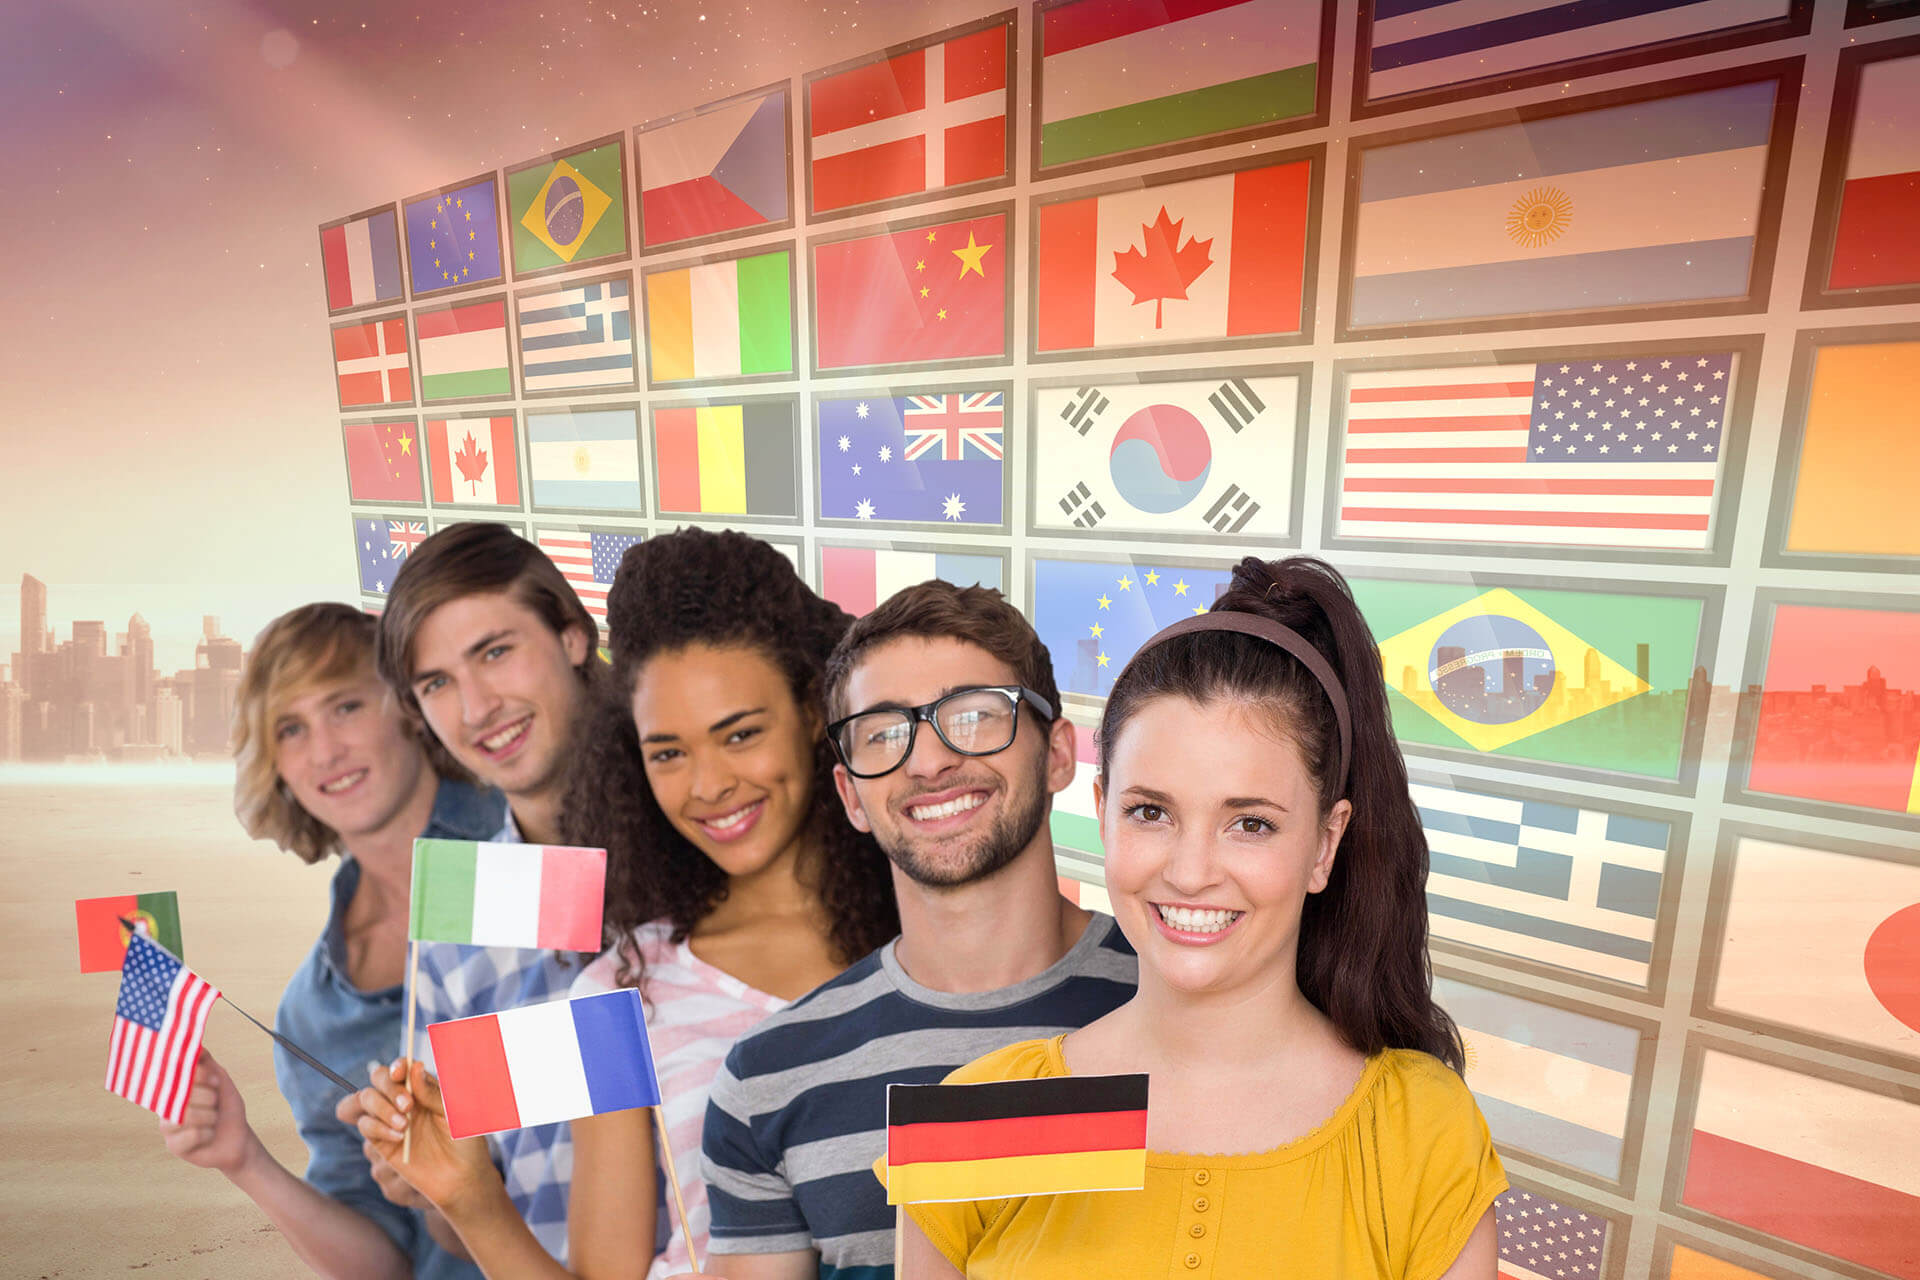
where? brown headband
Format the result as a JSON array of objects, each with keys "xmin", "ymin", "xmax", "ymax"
[{"xmin": 1120, "ymin": 611, "xmax": 1352, "ymax": 796}]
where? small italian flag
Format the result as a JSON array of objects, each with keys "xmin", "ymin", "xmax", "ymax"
[
  {"xmin": 429, "ymin": 989, "xmax": 661, "ymax": 1137},
  {"xmin": 409, "ymin": 839, "xmax": 607, "ymax": 953}
]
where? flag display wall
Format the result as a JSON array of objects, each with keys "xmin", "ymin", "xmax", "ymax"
[{"xmin": 320, "ymin": 7, "xmax": 1920, "ymax": 1274}]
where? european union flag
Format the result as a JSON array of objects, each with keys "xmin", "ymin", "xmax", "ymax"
[
  {"xmin": 817, "ymin": 394, "xmax": 1003, "ymax": 526},
  {"xmin": 1031, "ymin": 557, "xmax": 1237, "ymax": 700},
  {"xmin": 405, "ymin": 177, "xmax": 504, "ymax": 295}
]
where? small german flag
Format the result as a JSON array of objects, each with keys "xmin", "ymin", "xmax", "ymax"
[{"xmin": 883, "ymin": 1073, "xmax": 1149, "ymax": 1205}]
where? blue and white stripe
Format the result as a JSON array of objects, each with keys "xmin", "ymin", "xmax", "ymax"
[{"xmin": 517, "ymin": 278, "xmax": 635, "ymax": 393}]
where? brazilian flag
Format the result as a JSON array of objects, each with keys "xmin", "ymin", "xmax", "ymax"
[
  {"xmin": 1352, "ymin": 580, "xmax": 1705, "ymax": 781},
  {"xmin": 507, "ymin": 137, "xmax": 628, "ymax": 274}
]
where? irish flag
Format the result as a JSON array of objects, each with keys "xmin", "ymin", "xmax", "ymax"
[
  {"xmin": 417, "ymin": 299, "xmax": 512, "ymax": 402},
  {"xmin": 644, "ymin": 249, "xmax": 792, "ymax": 382},
  {"xmin": 819, "ymin": 546, "xmax": 1001, "ymax": 617},
  {"xmin": 409, "ymin": 839, "xmax": 606, "ymax": 952},
  {"xmin": 429, "ymin": 989, "xmax": 660, "ymax": 1138},
  {"xmin": 1830, "ymin": 51, "xmax": 1920, "ymax": 290},
  {"xmin": 883, "ymin": 1074, "xmax": 1148, "ymax": 1204},
  {"xmin": 1036, "ymin": 157, "xmax": 1310, "ymax": 352},
  {"xmin": 1037, "ymin": 0, "xmax": 1320, "ymax": 170}
]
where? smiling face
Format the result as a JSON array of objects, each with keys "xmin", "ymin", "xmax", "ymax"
[
  {"xmin": 406, "ymin": 589, "xmax": 589, "ymax": 804},
  {"xmin": 633, "ymin": 642, "xmax": 821, "ymax": 881},
  {"xmin": 272, "ymin": 668, "xmax": 434, "ymax": 843},
  {"xmin": 832, "ymin": 635, "xmax": 1073, "ymax": 889},
  {"xmin": 1097, "ymin": 694, "xmax": 1350, "ymax": 1001}
]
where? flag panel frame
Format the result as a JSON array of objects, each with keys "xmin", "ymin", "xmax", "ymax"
[
  {"xmin": 1026, "ymin": 147, "xmax": 1322, "ymax": 363},
  {"xmin": 634, "ymin": 79, "xmax": 796, "ymax": 256},
  {"xmin": 1762, "ymin": 323, "xmax": 1920, "ymax": 576},
  {"xmin": 425, "ymin": 513, "xmax": 530, "ymax": 540},
  {"xmin": 401, "ymin": 170, "xmax": 508, "ymax": 302},
  {"xmin": 1349, "ymin": 0, "xmax": 1810, "ymax": 120},
  {"xmin": 329, "ymin": 311, "xmax": 415, "ymax": 413},
  {"xmin": 1333, "ymin": 61, "xmax": 1801, "ymax": 343},
  {"xmin": 799, "ymin": 9, "xmax": 1017, "ymax": 224},
  {"xmin": 318, "ymin": 202, "xmax": 407, "ymax": 315},
  {"xmin": 503, "ymin": 131, "xmax": 633, "ymax": 282},
  {"xmin": 1848, "ymin": 0, "xmax": 1920, "ymax": 23},
  {"xmin": 639, "ymin": 240, "xmax": 797, "ymax": 390},
  {"xmin": 413, "ymin": 292, "xmax": 517, "ymax": 408},
  {"xmin": 649, "ymin": 392, "xmax": 804, "ymax": 527},
  {"xmin": 532, "ymin": 522, "xmax": 647, "ymax": 638},
  {"xmin": 816, "ymin": 537, "xmax": 1009, "ymax": 616},
  {"xmin": 423, "ymin": 409, "xmax": 526, "ymax": 514},
  {"xmin": 1800, "ymin": 34, "xmax": 1920, "ymax": 310},
  {"xmin": 1322, "ymin": 335, "xmax": 1761, "ymax": 568},
  {"xmin": 812, "ymin": 380, "xmax": 1013, "ymax": 535},
  {"xmin": 1662, "ymin": 1036, "xmax": 1920, "ymax": 1279},
  {"xmin": 512, "ymin": 269, "xmax": 639, "ymax": 400},
  {"xmin": 523, "ymin": 401, "xmax": 647, "ymax": 519},
  {"xmin": 1693, "ymin": 822, "xmax": 1920, "ymax": 1075},
  {"xmin": 1357, "ymin": 565, "xmax": 1720, "ymax": 798},
  {"xmin": 1498, "ymin": 1176, "xmax": 1631, "ymax": 1280},
  {"xmin": 805, "ymin": 200, "xmax": 1015, "ymax": 379},
  {"xmin": 1028, "ymin": 0, "xmax": 1334, "ymax": 181},
  {"xmin": 1411, "ymin": 768, "xmax": 1690, "ymax": 1006},
  {"xmin": 1651, "ymin": 1227, "xmax": 1806, "ymax": 1280},
  {"xmin": 1435, "ymin": 965, "xmax": 1661, "ymax": 1194},
  {"xmin": 339, "ymin": 414, "xmax": 427, "ymax": 509},
  {"xmin": 1024, "ymin": 362, "xmax": 1311, "ymax": 548},
  {"xmin": 348, "ymin": 513, "xmax": 431, "ymax": 598},
  {"xmin": 1725, "ymin": 588, "xmax": 1920, "ymax": 834}
]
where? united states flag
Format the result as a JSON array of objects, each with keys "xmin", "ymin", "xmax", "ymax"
[
  {"xmin": 1340, "ymin": 352, "xmax": 1735, "ymax": 550},
  {"xmin": 903, "ymin": 392, "xmax": 1004, "ymax": 461},
  {"xmin": 106, "ymin": 934, "xmax": 219, "ymax": 1124},
  {"xmin": 537, "ymin": 529, "xmax": 642, "ymax": 632},
  {"xmin": 1496, "ymin": 1186, "xmax": 1608, "ymax": 1280}
]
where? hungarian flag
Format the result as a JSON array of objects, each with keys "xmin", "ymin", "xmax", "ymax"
[
  {"xmin": 409, "ymin": 839, "xmax": 606, "ymax": 952},
  {"xmin": 427, "ymin": 416, "xmax": 519, "ymax": 507},
  {"xmin": 808, "ymin": 17, "xmax": 1010, "ymax": 214},
  {"xmin": 430, "ymin": 989, "xmax": 660, "ymax": 1138},
  {"xmin": 76, "ymin": 892, "xmax": 182, "ymax": 973},
  {"xmin": 332, "ymin": 315, "xmax": 412, "ymax": 408},
  {"xmin": 417, "ymin": 299, "xmax": 512, "ymax": 403},
  {"xmin": 819, "ymin": 546, "xmax": 1001, "ymax": 618},
  {"xmin": 813, "ymin": 211, "xmax": 1008, "ymax": 371},
  {"xmin": 1746, "ymin": 602, "xmax": 1920, "ymax": 816},
  {"xmin": 882, "ymin": 1074, "xmax": 1148, "ymax": 1203},
  {"xmin": 1036, "ymin": 157, "xmax": 1310, "ymax": 352},
  {"xmin": 652, "ymin": 403, "xmax": 798, "ymax": 518},
  {"xmin": 1828, "ymin": 50, "xmax": 1920, "ymax": 291},
  {"xmin": 320, "ymin": 207, "xmax": 404, "ymax": 311},
  {"xmin": 644, "ymin": 249, "xmax": 793, "ymax": 383},
  {"xmin": 342, "ymin": 419, "xmax": 425, "ymax": 504}
]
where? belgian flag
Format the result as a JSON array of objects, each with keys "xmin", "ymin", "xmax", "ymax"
[{"xmin": 883, "ymin": 1073, "xmax": 1149, "ymax": 1205}]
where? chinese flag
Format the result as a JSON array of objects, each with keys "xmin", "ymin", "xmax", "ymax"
[{"xmin": 813, "ymin": 212, "xmax": 1007, "ymax": 371}]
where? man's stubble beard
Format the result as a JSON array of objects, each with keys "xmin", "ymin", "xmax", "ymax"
[{"xmin": 876, "ymin": 766, "xmax": 1050, "ymax": 890}]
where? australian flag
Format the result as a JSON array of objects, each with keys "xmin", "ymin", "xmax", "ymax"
[
  {"xmin": 356, "ymin": 518, "xmax": 427, "ymax": 596},
  {"xmin": 818, "ymin": 393, "xmax": 1003, "ymax": 525}
]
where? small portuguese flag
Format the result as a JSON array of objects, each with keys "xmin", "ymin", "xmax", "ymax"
[
  {"xmin": 409, "ymin": 839, "xmax": 607, "ymax": 953},
  {"xmin": 75, "ymin": 892, "xmax": 183, "ymax": 973},
  {"xmin": 883, "ymin": 1073, "xmax": 1149, "ymax": 1205}
]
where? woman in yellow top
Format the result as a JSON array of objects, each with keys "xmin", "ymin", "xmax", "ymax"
[{"xmin": 899, "ymin": 555, "xmax": 1506, "ymax": 1280}]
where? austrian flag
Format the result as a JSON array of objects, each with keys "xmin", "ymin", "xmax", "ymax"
[{"xmin": 807, "ymin": 17, "xmax": 1011, "ymax": 215}]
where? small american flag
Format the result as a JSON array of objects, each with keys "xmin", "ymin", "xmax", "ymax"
[
  {"xmin": 538, "ymin": 529, "xmax": 642, "ymax": 631},
  {"xmin": 1340, "ymin": 352, "xmax": 1734, "ymax": 551},
  {"xmin": 1496, "ymin": 1186, "xmax": 1608, "ymax": 1280},
  {"xmin": 106, "ymin": 933, "xmax": 219, "ymax": 1124},
  {"xmin": 904, "ymin": 392, "xmax": 1004, "ymax": 462}
]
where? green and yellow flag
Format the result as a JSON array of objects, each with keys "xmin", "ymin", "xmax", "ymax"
[{"xmin": 507, "ymin": 137, "xmax": 627, "ymax": 274}]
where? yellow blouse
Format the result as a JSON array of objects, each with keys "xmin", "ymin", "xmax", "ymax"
[{"xmin": 903, "ymin": 1036, "xmax": 1505, "ymax": 1280}]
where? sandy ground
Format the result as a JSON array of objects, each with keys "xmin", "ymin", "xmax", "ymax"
[{"xmin": 3, "ymin": 770, "xmax": 345, "ymax": 1278}]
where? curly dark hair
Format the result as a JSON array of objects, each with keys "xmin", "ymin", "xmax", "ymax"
[{"xmin": 559, "ymin": 529, "xmax": 899, "ymax": 991}]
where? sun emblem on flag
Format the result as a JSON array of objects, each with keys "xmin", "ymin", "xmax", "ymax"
[
  {"xmin": 1505, "ymin": 185, "xmax": 1573, "ymax": 248},
  {"xmin": 572, "ymin": 444, "xmax": 594, "ymax": 475}
]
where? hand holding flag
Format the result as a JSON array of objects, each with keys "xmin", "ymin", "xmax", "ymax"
[
  {"xmin": 156, "ymin": 1049, "xmax": 255, "ymax": 1174},
  {"xmin": 106, "ymin": 933, "xmax": 219, "ymax": 1124},
  {"xmin": 354, "ymin": 1057, "xmax": 500, "ymax": 1213}
]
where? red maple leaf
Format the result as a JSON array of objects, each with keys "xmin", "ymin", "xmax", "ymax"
[
  {"xmin": 454, "ymin": 430, "xmax": 489, "ymax": 496},
  {"xmin": 1111, "ymin": 207, "xmax": 1214, "ymax": 329}
]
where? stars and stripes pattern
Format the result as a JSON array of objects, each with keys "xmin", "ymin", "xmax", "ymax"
[
  {"xmin": 903, "ymin": 392, "xmax": 1004, "ymax": 461},
  {"xmin": 537, "ymin": 529, "xmax": 642, "ymax": 631},
  {"xmin": 105, "ymin": 934, "xmax": 219, "ymax": 1124},
  {"xmin": 1340, "ymin": 351, "xmax": 1733, "ymax": 551},
  {"xmin": 1495, "ymin": 1186, "xmax": 1608, "ymax": 1280}
]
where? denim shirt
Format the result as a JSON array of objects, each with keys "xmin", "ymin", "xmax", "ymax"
[{"xmin": 273, "ymin": 778, "xmax": 504, "ymax": 1280}]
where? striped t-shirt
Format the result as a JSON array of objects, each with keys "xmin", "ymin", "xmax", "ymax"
[
  {"xmin": 573, "ymin": 921, "xmax": 788, "ymax": 1279},
  {"xmin": 702, "ymin": 914, "xmax": 1137, "ymax": 1280}
]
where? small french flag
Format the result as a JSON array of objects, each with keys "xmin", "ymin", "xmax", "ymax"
[{"xmin": 428, "ymin": 990, "xmax": 660, "ymax": 1138}]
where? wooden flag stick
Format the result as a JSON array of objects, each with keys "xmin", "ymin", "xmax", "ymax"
[
  {"xmin": 894, "ymin": 1205, "xmax": 906, "ymax": 1278},
  {"xmin": 402, "ymin": 938, "xmax": 420, "ymax": 1163},
  {"xmin": 653, "ymin": 1104, "xmax": 701, "ymax": 1273}
]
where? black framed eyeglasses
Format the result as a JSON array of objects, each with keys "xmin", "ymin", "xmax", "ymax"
[{"xmin": 828, "ymin": 685, "xmax": 1054, "ymax": 779}]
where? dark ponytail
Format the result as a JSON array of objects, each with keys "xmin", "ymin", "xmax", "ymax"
[{"xmin": 1096, "ymin": 555, "xmax": 1462, "ymax": 1070}]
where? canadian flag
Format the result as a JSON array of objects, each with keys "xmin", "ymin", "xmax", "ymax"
[
  {"xmin": 427, "ymin": 416, "xmax": 520, "ymax": 506},
  {"xmin": 808, "ymin": 19, "xmax": 1009, "ymax": 214}
]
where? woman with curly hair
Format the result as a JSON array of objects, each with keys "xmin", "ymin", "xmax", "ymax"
[{"xmin": 363, "ymin": 529, "xmax": 899, "ymax": 1280}]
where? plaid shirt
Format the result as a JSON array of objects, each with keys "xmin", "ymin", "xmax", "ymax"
[{"xmin": 413, "ymin": 812, "xmax": 581, "ymax": 1264}]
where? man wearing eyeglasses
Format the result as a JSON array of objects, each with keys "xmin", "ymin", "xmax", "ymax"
[{"xmin": 690, "ymin": 582, "xmax": 1138, "ymax": 1280}]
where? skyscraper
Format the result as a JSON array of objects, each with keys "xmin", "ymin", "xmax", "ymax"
[{"xmin": 21, "ymin": 574, "xmax": 46, "ymax": 656}]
